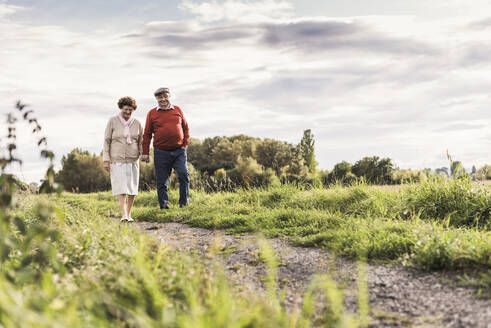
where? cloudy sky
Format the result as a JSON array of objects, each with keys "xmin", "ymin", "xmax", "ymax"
[{"xmin": 2, "ymin": 0, "xmax": 491, "ymax": 183}]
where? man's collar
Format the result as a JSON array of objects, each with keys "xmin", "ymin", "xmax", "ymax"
[{"xmin": 157, "ymin": 104, "xmax": 174, "ymax": 111}]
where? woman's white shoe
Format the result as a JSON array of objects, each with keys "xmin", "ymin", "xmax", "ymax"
[
  {"xmin": 127, "ymin": 217, "xmax": 134, "ymax": 222},
  {"xmin": 120, "ymin": 217, "xmax": 128, "ymax": 222}
]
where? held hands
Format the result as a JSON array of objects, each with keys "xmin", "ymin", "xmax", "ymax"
[
  {"xmin": 103, "ymin": 161, "xmax": 110, "ymax": 172},
  {"xmin": 141, "ymin": 155, "xmax": 150, "ymax": 163}
]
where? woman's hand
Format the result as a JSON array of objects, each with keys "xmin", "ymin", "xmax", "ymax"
[
  {"xmin": 104, "ymin": 161, "xmax": 110, "ymax": 172},
  {"xmin": 140, "ymin": 155, "xmax": 150, "ymax": 163}
]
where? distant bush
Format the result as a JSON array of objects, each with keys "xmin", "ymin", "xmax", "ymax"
[
  {"xmin": 475, "ymin": 164, "xmax": 491, "ymax": 181},
  {"xmin": 352, "ymin": 156, "xmax": 394, "ymax": 184},
  {"xmin": 322, "ymin": 157, "xmax": 396, "ymax": 187},
  {"xmin": 391, "ymin": 169, "xmax": 426, "ymax": 184},
  {"xmin": 139, "ymin": 150, "xmax": 156, "ymax": 190},
  {"xmin": 55, "ymin": 148, "xmax": 110, "ymax": 193},
  {"xmin": 187, "ymin": 133, "xmax": 311, "ymax": 187},
  {"xmin": 187, "ymin": 135, "xmax": 260, "ymax": 174},
  {"xmin": 323, "ymin": 161, "xmax": 357, "ymax": 186},
  {"xmin": 257, "ymin": 168, "xmax": 281, "ymax": 187}
]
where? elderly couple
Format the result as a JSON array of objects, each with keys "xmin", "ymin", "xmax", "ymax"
[{"xmin": 103, "ymin": 87, "xmax": 190, "ymax": 222}]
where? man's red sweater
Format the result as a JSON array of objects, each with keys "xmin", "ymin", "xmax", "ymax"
[{"xmin": 142, "ymin": 105, "xmax": 190, "ymax": 155}]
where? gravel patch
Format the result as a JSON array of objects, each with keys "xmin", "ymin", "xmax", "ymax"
[{"xmin": 132, "ymin": 221, "xmax": 491, "ymax": 328}]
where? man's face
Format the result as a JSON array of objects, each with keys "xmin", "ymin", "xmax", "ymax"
[{"xmin": 155, "ymin": 92, "xmax": 171, "ymax": 108}]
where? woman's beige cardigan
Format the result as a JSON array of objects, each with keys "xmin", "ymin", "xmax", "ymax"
[{"xmin": 103, "ymin": 116, "xmax": 143, "ymax": 163}]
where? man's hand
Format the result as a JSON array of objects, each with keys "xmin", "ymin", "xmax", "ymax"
[
  {"xmin": 141, "ymin": 155, "xmax": 150, "ymax": 163},
  {"xmin": 103, "ymin": 161, "xmax": 110, "ymax": 172}
]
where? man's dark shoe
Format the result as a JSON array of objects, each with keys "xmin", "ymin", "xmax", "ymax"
[
  {"xmin": 179, "ymin": 204, "xmax": 188, "ymax": 208},
  {"xmin": 161, "ymin": 204, "xmax": 170, "ymax": 209}
]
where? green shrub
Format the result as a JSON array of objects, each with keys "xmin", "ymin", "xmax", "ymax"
[
  {"xmin": 391, "ymin": 169, "xmax": 426, "ymax": 184},
  {"xmin": 399, "ymin": 176, "xmax": 491, "ymax": 228},
  {"xmin": 352, "ymin": 156, "xmax": 394, "ymax": 184},
  {"xmin": 55, "ymin": 148, "xmax": 110, "ymax": 193}
]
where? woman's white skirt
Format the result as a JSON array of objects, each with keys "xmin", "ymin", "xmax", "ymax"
[{"xmin": 110, "ymin": 162, "xmax": 139, "ymax": 196}]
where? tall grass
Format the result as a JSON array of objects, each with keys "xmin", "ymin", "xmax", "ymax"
[
  {"xmin": 400, "ymin": 177, "xmax": 491, "ymax": 228},
  {"xmin": 63, "ymin": 179, "xmax": 491, "ymax": 269},
  {"xmin": 60, "ymin": 177, "xmax": 491, "ymax": 294}
]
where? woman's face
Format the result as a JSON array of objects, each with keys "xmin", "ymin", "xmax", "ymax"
[{"xmin": 120, "ymin": 105, "xmax": 134, "ymax": 120}]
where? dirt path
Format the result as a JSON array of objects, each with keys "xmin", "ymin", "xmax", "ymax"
[{"xmin": 133, "ymin": 221, "xmax": 491, "ymax": 328}]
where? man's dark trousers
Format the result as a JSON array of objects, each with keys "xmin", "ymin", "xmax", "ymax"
[{"xmin": 154, "ymin": 148, "xmax": 189, "ymax": 208}]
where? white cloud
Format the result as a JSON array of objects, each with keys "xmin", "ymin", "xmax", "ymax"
[
  {"xmin": 179, "ymin": 0, "xmax": 293, "ymax": 23},
  {"xmin": 0, "ymin": 2, "xmax": 24, "ymax": 19}
]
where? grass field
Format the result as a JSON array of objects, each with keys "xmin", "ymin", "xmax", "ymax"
[
  {"xmin": 3, "ymin": 176, "xmax": 490, "ymax": 327},
  {"xmin": 59, "ymin": 177, "xmax": 491, "ymax": 295}
]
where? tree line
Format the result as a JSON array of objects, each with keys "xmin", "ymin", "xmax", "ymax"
[
  {"xmin": 52, "ymin": 130, "xmax": 486, "ymax": 193},
  {"xmin": 54, "ymin": 130, "xmax": 317, "ymax": 193}
]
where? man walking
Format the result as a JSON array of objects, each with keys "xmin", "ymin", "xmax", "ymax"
[{"xmin": 141, "ymin": 87, "xmax": 190, "ymax": 208}]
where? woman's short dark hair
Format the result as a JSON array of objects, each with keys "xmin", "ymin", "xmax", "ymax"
[{"xmin": 117, "ymin": 96, "xmax": 137, "ymax": 110}]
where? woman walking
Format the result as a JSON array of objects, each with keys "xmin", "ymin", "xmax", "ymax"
[{"xmin": 103, "ymin": 96, "xmax": 143, "ymax": 222}]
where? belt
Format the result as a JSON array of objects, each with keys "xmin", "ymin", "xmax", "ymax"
[{"xmin": 155, "ymin": 147, "xmax": 182, "ymax": 151}]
